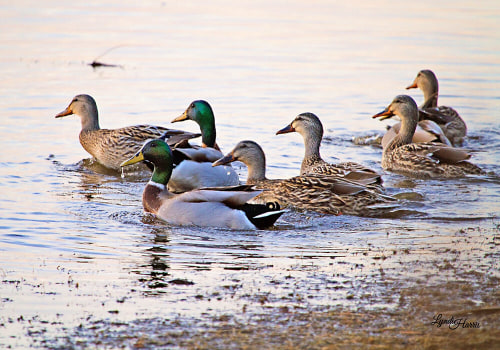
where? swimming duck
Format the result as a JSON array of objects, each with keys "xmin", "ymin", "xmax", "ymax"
[
  {"xmin": 276, "ymin": 112, "xmax": 382, "ymax": 186},
  {"xmin": 120, "ymin": 138, "xmax": 284, "ymax": 230},
  {"xmin": 167, "ymin": 100, "xmax": 239, "ymax": 192},
  {"xmin": 55, "ymin": 94, "xmax": 200, "ymax": 171},
  {"xmin": 406, "ymin": 69, "xmax": 467, "ymax": 146},
  {"xmin": 372, "ymin": 95, "xmax": 484, "ymax": 178},
  {"xmin": 213, "ymin": 140, "xmax": 396, "ymax": 216},
  {"xmin": 381, "ymin": 119, "xmax": 451, "ymax": 149}
]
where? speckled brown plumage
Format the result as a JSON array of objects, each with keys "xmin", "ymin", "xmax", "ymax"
[
  {"xmin": 276, "ymin": 112, "xmax": 381, "ymax": 186},
  {"xmin": 406, "ymin": 69, "xmax": 467, "ymax": 146},
  {"xmin": 373, "ymin": 95, "xmax": 484, "ymax": 179},
  {"xmin": 55, "ymin": 94, "xmax": 199, "ymax": 171},
  {"xmin": 213, "ymin": 140, "xmax": 396, "ymax": 216}
]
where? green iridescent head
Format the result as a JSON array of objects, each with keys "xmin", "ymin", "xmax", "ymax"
[
  {"xmin": 121, "ymin": 139, "xmax": 173, "ymax": 185},
  {"xmin": 172, "ymin": 100, "xmax": 216, "ymax": 148}
]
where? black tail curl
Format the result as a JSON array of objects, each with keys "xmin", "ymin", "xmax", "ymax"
[{"xmin": 242, "ymin": 201, "xmax": 285, "ymax": 229}]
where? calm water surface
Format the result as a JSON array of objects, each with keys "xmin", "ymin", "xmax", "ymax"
[{"xmin": 1, "ymin": 0, "xmax": 499, "ymax": 348}]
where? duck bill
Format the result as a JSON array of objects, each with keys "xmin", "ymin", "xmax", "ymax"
[
  {"xmin": 372, "ymin": 108, "xmax": 394, "ymax": 121},
  {"xmin": 212, "ymin": 153, "xmax": 235, "ymax": 167},
  {"xmin": 55, "ymin": 107, "xmax": 73, "ymax": 118},
  {"xmin": 171, "ymin": 110, "xmax": 189, "ymax": 123},
  {"xmin": 276, "ymin": 124, "xmax": 295, "ymax": 135},
  {"xmin": 120, "ymin": 151, "xmax": 145, "ymax": 167},
  {"xmin": 406, "ymin": 82, "xmax": 418, "ymax": 90}
]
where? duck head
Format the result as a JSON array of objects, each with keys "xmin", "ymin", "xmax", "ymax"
[
  {"xmin": 213, "ymin": 140, "xmax": 265, "ymax": 167},
  {"xmin": 372, "ymin": 95, "xmax": 419, "ymax": 122},
  {"xmin": 55, "ymin": 94, "xmax": 100, "ymax": 131},
  {"xmin": 172, "ymin": 100, "xmax": 217, "ymax": 148},
  {"xmin": 121, "ymin": 139, "xmax": 173, "ymax": 185},
  {"xmin": 276, "ymin": 112, "xmax": 324, "ymax": 139}
]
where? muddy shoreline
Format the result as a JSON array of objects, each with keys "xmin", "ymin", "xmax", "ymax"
[{"xmin": 4, "ymin": 222, "xmax": 498, "ymax": 349}]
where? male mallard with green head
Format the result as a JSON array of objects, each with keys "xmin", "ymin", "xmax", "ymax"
[
  {"xmin": 167, "ymin": 100, "xmax": 239, "ymax": 192},
  {"xmin": 121, "ymin": 138, "xmax": 284, "ymax": 230}
]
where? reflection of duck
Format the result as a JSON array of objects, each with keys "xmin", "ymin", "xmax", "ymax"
[
  {"xmin": 55, "ymin": 94, "xmax": 199, "ymax": 171},
  {"xmin": 167, "ymin": 100, "xmax": 239, "ymax": 192},
  {"xmin": 406, "ymin": 69, "xmax": 467, "ymax": 146},
  {"xmin": 372, "ymin": 95, "xmax": 484, "ymax": 178},
  {"xmin": 121, "ymin": 138, "xmax": 284, "ymax": 230},
  {"xmin": 213, "ymin": 140, "xmax": 397, "ymax": 216},
  {"xmin": 276, "ymin": 113, "xmax": 381, "ymax": 186}
]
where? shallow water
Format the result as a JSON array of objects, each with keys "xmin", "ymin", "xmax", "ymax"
[{"xmin": 1, "ymin": 0, "xmax": 499, "ymax": 348}]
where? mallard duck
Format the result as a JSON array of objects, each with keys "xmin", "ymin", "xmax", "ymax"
[
  {"xmin": 55, "ymin": 94, "xmax": 200, "ymax": 171},
  {"xmin": 406, "ymin": 69, "xmax": 467, "ymax": 146},
  {"xmin": 276, "ymin": 112, "xmax": 381, "ymax": 186},
  {"xmin": 213, "ymin": 140, "xmax": 396, "ymax": 216},
  {"xmin": 120, "ymin": 138, "xmax": 284, "ymax": 230},
  {"xmin": 381, "ymin": 119, "xmax": 451, "ymax": 149},
  {"xmin": 166, "ymin": 100, "xmax": 239, "ymax": 192},
  {"xmin": 372, "ymin": 95, "xmax": 484, "ymax": 178}
]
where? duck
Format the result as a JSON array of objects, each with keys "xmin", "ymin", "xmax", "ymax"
[
  {"xmin": 406, "ymin": 69, "xmax": 467, "ymax": 146},
  {"xmin": 120, "ymin": 138, "xmax": 285, "ymax": 230},
  {"xmin": 167, "ymin": 100, "xmax": 239, "ymax": 192},
  {"xmin": 276, "ymin": 112, "xmax": 382, "ymax": 186},
  {"xmin": 213, "ymin": 140, "xmax": 397, "ymax": 216},
  {"xmin": 372, "ymin": 95, "xmax": 484, "ymax": 178},
  {"xmin": 380, "ymin": 119, "xmax": 451, "ymax": 149},
  {"xmin": 55, "ymin": 94, "xmax": 200, "ymax": 171}
]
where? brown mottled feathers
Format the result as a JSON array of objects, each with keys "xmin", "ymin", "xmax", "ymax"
[
  {"xmin": 213, "ymin": 140, "xmax": 395, "ymax": 216},
  {"xmin": 79, "ymin": 125, "xmax": 199, "ymax": 170},
  {"xmin": 55, "ymin": 94, "xmax": 200, "ymax": 171},
  {"xmin": 406, "ymin": 69, "xmax": 467, "ymax": 146},
  {"xmin": 276, "ymin": 112, "xmax": 382, "ymax": 186},
  {"xmin": 373, "ymin": 95, "xmax": 483, "ymax": 179},
  {"xmin": 251, "ymin": 175, "xmax": 394, "ymax": 216},
  {"xmin": 382, "ymin": 142, "xmax": 484, "ymax": 179}
]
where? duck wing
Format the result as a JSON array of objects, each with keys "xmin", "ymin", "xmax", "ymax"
[{"xmin": 173, "ymin": 146, "xmax": 224, "ymax": 162}]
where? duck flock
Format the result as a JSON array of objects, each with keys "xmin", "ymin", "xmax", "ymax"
[{"xmin": 55, "ymin": 69, "xmax": 484, "ymax": 230}]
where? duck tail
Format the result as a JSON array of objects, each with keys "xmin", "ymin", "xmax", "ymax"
[{"xmin": 242, "ymin": 202, "xmax": 285, "ymax": 229}]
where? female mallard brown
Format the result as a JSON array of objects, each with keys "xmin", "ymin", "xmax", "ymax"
[
  {"xmin": 276, "ymin": 112, "xmax": 381, "ymax": 186},
  {"xmin": 380, "ymin": 119, "xmax": 451, "ymax": 149},
  {"xmin": 406, "ymin": 69, "xmax": 466, "ymax": 146},
  {"xmin": 55, "ymin": 94, "xmax": 199, "ymax": 171},
  {"xmin": 213, "ymin": 140, "xmax": 397, "ymax": 216},
  {"xmin": 121, "ymin": 138, "xmax": 284, "ymax": 230},
  {"xmin": 372, "ymin": 95, "xmax": 484, "ymax": 178}
]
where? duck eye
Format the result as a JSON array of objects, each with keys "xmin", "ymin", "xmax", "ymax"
[{"xmin": 190, "ymin": 103, "xmax": 195, "ymax": 109}]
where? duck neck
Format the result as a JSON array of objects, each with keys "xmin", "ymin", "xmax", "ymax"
[
  {"xmin": 151, "ymin": 162, "xmax": 172, "ymax": 187},
  {"xmin": 421, "ymin": 78, "xmax": 439, "ymax": 108},
  {"xmin": 201, "ymin": 125, "xmax": 216, "ymax": 148},
  {"xmin": 197, "ymin": 111, "xmax": 217, "ymax": 148},
  {"xmin": 80, "ymin": 105, "xmax": 100, "ymax": 132},
  {"xmin": 302, "ymin": 130, "xmax": 322, "ymax": 164},
  {"xmin": 385, "ymin": 111, "xmax": 418, "ymax": 153},
  {"xmin": 245, "ymin": 155, "xmax": 267, "ymax": 185}
]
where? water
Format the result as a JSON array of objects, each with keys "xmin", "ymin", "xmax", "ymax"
[{"xmin": 1, "ymin": 1, "xmax": 499, "ymax": 348}]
